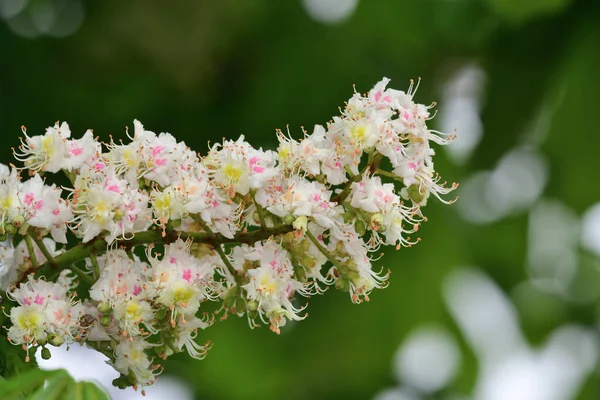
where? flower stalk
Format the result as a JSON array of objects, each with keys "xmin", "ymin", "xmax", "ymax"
[{"xmin": 0, "ymin": 77, "xmax": 456, "ymax": 390}]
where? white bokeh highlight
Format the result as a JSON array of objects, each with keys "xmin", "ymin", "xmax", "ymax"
[
  {"xmin": 3, "ymin": 0, "xmax": 84, "ymax": 38},
  {"xmin": 444, "ymin": 268, "xmax": 597, "ymax": 400},
  {"xmin": 439, "ymin": 64, "xmax": 486, "ymax": 164},
  {"xmin": 301, "ymin": 0, "xmax": 359, "ymax": 24},
  {"xmin": 581, "ymin": 202, "xmax": 600, "ymax": 257},
  {"xmin": 527, "ymin": 199, "xmax": 580, "ymax": 294},
  {"xmin": 394, "ymin": 326, "xmax": 461, "ymax": 393},
  {"xmin": 373, "ymin": 387, "xmax": 420, "ymax": 400},
  {"xmin": 458, "ymin": 147, "xmax": 548, "ymax": 224},
  {"xmin": 0, "ymin": 0, "xmax": 28, "ymax": 19}
]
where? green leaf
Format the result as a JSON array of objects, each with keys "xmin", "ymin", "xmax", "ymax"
[{"xmin": 0, "ymin": 368, "xmax": 109, "ymax": 400}]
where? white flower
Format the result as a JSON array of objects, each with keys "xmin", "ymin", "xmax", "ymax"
[
  {"xmin": 242, "ymin": 241, "xmax": 306, "ymax": 333},
  {"xmin": 113, "ymin": 338, "xmax": 157, "ymax": 386},
  {"xmin": 14, "ymin": 122, "xmax": 70, "ymax": 173},
  {"xmin": 7, "ymin": 276, "xmax": 83, "ymax": 347}
]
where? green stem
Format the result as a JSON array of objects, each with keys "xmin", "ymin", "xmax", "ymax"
[
  {"xmin": 33, "ymin": 237, "xmax": 54, "ymax": 264},
  {"xmin": 344, "ymin": 165, "xmax": 356, "ymax": 180},
  {"xmin": 215, "ymin": 245, "xmax": 240, "ymax": 284},
  {"xmin": 90, "ymin": 253, "xmax": 100, "ymax": 280},
  {"xmin": 305, "ymin": 230, "xmax": 343, "ymax": 270},
  {"xmin": 69, "ymin": 264, "xmax": 94, "ymax": 286},
  {"xmin": 376, "ymin": 168, "xmax": 403, "ymax": 182},
  {"xmin": 194, "ymin": 217, "xmax": 242, "ymax": 284},
  {"xmin": 24, "ymin": 236, "xmax": 38, "ymax": 269},
  {"xmin": 332, "ymin": 151, "xmax": 381, "ymax": 204},
  {"xmin": 32, "ymin": 224, "xmax": 294, "ymax": 284}
]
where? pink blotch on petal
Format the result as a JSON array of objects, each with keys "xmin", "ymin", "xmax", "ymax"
[{"xmin": 182, "ymin": 269, "xmax": 192, "ymax": 282}]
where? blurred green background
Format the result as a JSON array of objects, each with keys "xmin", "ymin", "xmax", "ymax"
[{"xmin": 1, "ymin": 0, "xmax": 600, "ymax": 399}]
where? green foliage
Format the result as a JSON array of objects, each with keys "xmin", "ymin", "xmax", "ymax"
[{"xmin": 0, "ymin": 368, "xmax": 108, "ymax": 400}]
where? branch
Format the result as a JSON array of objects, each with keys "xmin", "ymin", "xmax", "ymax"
[
  {"xmin": 24, "ymin": 236, "xmax": 38, "ymax": 269},
  {"xmin": 32, "ymin": 225, "xmax": 295, "ymax": 281}
]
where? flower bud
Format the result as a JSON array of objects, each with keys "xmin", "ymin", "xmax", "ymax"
[
  {"xmin": 11, "ymin": 215, "xmax": 25, "ymax": 228},
  {"xmin": 293, "ymin": 216, "xmax": 308, "ymax": 232},
  {"xmin": 297, "ymin": 254, "xmax": 315, "ymax": 271},
  {"xmin": 4, "ymin": 223, "xmax": 17, "ymax": 236},
  {"xmin": 235, "ymin": 297, "xmax": 246, "ymax": 313},
  {"xmin": 370, "ymin": 214, "xmax": 384, "ymax": 232},
  {"xmin": 247, "ymin": 300, "xmax": 259, "ymax": 312},
  {"xmin": 293, "ymin": 263, "xmax": 307, "ymax": 283},
  {"xmin": 346, "ymin": 270, "xmax": 360, "ymax": 283},
  {"xmin": 97, "ymin": 301, "xmax": 111, "ymax": 314},
  {"xmin": 41, "ymin": 347, "xmax": 52, "ymax": 360},
  {"xmin": 335, "ymin": 278, "xmax": 350, "ymax": 292},
  {"xmin": 283, "ymin": 215, "xmax": 295, "ymax": 225},
  {"xmin": 47, "ymin": 334, "xmax": 64, "ymax": 347},
  {"xmin": 100, "ymin": 315, "xmax": 112, "ymax": 327},
  {"xmin": 112, "ymin": 376, "xmax": 130, "ymax": 390},
  {"xmin": 155, "ymin": 308, "xmax": 166, "ymax": 320},
  {"xmin": 223, "ymin": 296, "xmax": 235, "ymax": 310},
  {"xmin": 299, "ymin": 238, "xmax": 310, "ymax": 252},
  {"xmin": 407, "ymin": 184, "xmax": 427, "ymax": 203},
  {"xmin": 342, "ymin": 210, "xmax": 355, "ymax": 224},
  {"xmin": 223, "ymin": 288, "xmax": 238, "ymax": 309},
  {"xmin": 282, "ymin": 232, "xmax": 296, "ymax": 244}
]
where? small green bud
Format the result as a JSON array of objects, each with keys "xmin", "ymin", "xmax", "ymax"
[
  {"xmin": 155, "ymin": 309, "xmax": 166, "ymax": 320},
  {"xmin": 235, "ymin": 298, "xmax": 246, "ymax": 313},
  {"xmin": 346, "ymin": 270, "xmax": 360, "ymax": 283},
  {"xmin": 293, "ymin": 264, "xmax": 307, "ymax": 283},
  {"xmin": 41, "ymin": 347, "xmax": 52, "ymax": 360},
  {"xmin": 345, "ymin": 259, "xmax": 358, "ymax": 272},
  {"xmin": 97, "ymin": 302, "xmax": 111, "ymax": 314},
  {"xmin": 370, "ymin": 213, "xmax": 384, "ymax": 231},
  {"xmin": 335, "ymin": 278, "xmax": 350, "ymax": 292},
  {"xmin": 223, "ymin": 296, "xmax": 235, "ymax": 310},
  {"xmin": 47, "ymin": 334, "xmax": 64, "ymax": 347},
  {"xmin": 283, "ymin": 215, "xmax": 295, "ymax": 225},
  {"xmin": 342, "ymin": 211, "xmax": 354, "ymax": 224},
  {"xmin": 224, "ymin": 293, "xmax": 236, "ymax": 309},
  {"xmin": 247, "ymin": 300, "xmax": 259, "ymax": 312},
  {"xmin": 100, "ymin": 315, "xmax": 112, "ymax": 327},
  {"xmin": 293, "ymin": 216, "xmax": 308, "ymax": 232},
  {"xmin": 11, "ymin": 215, "xmax": 25, "ymax": 228},
  {"xmin": 300, "ymin": 238, "xmax": 311, "ymax": 252},
  {"xmin": 407, "ymin": 184, "xmax": 427, "ymax": 203},
  {"xmin": 298, "ymin": 254, "xmax": 315, "ymax": 271},
  {"xmin": 253, "ymin": 212, "xmax": 261, "ymax": 224},
  {"xmin": 112, "ymin": 376, "xmax": 130, "ymax": 390},
  {"xmin": 4, "ymin": 224, "xmax": 16, "ymax": 235}
]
